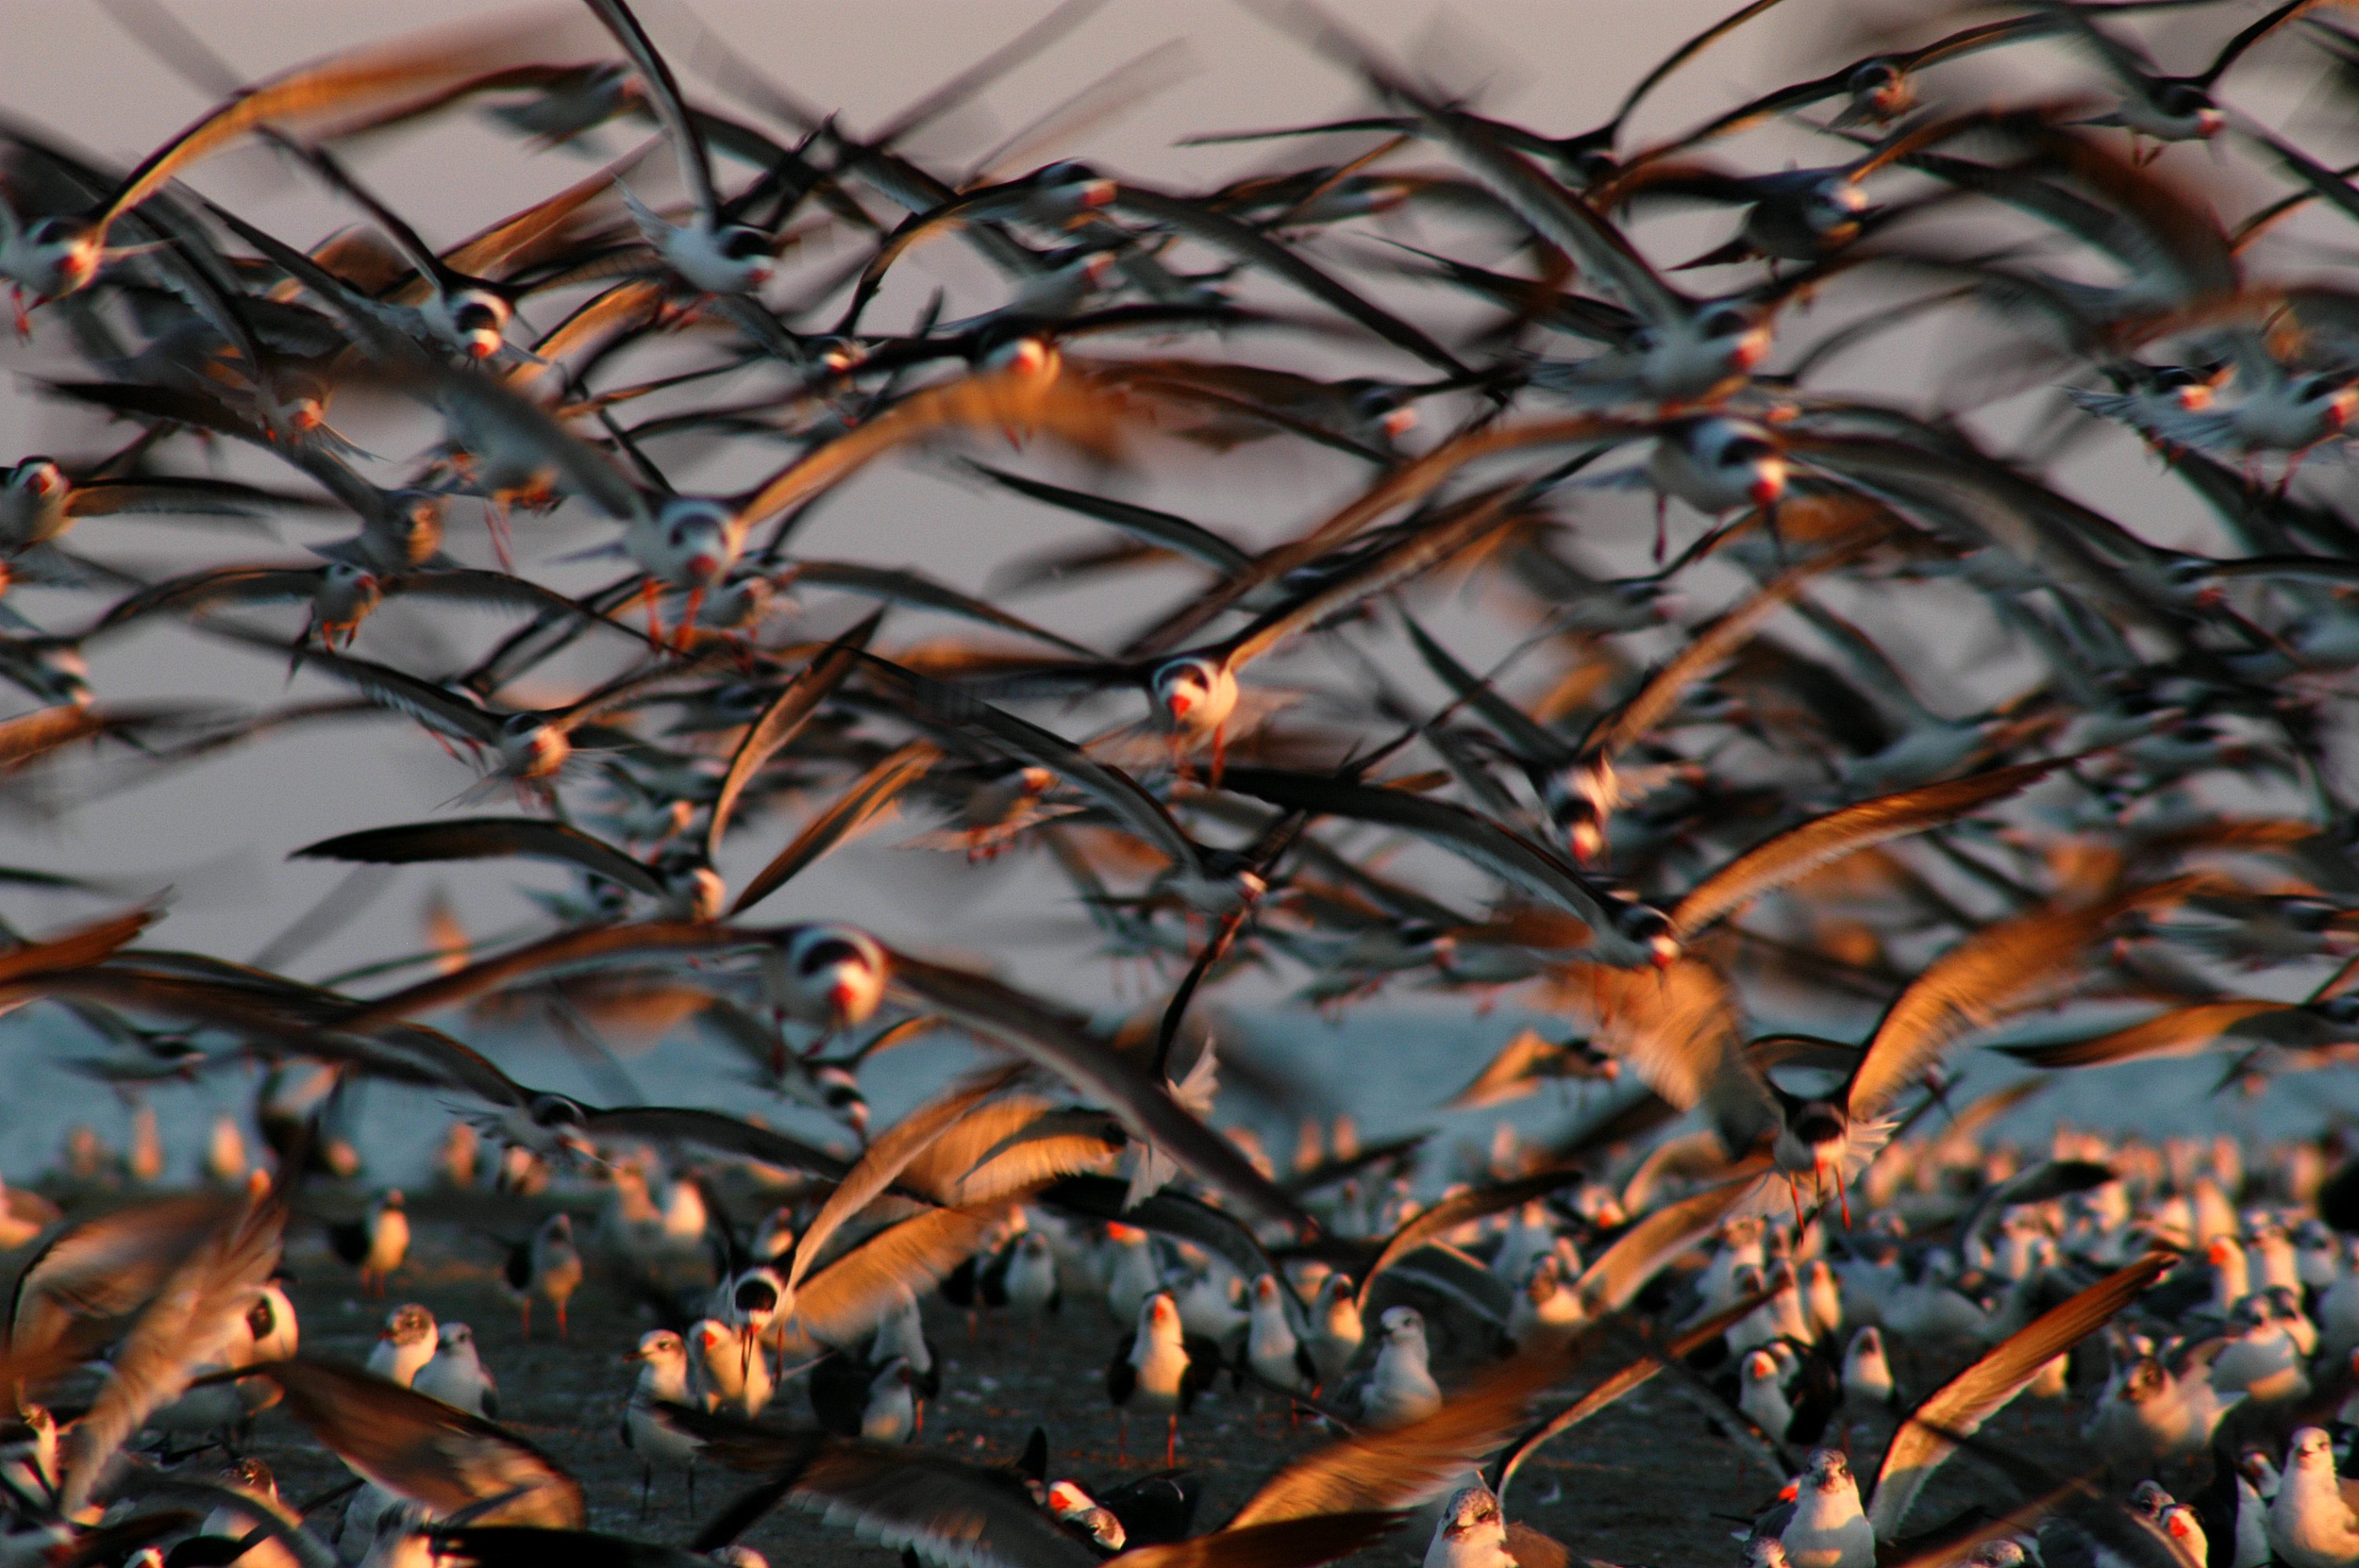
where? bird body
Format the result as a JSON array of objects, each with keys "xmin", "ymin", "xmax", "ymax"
[
  {"xmin": 412, "ymin": 1322, "xmax": 497, "ymax": 1417},
  {"xmin": 1360, "ymin": 1305, "xmax": 1444, "ymax": 1429}
]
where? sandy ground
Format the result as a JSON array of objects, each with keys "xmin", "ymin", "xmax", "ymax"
[{"xmin": 66, "ymin": 1209, "xmax": 2115, "ymax": 1568}]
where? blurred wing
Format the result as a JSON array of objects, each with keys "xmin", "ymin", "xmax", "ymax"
[
  {"xmin": 1356, "ymin": 1166, "xmax": 1587, "ymax": 1310},
  {"xmin": 730, "ymin": 740, "xmax": 940, "ymax": 916},
  {"xmin": 1849, "ymin": 881, "xmax": 2198, "ymax": 1119},
  {"xmin": 792, "ymin": 561, "xmax": 1098, "ymax": 657},
  {"xmin": 1996, "ymin": 1000, "xmax": 2292, "ymax": 1069},
  {"xmin": 8, "ymin": 1192, "xmax": 240, "ymax": 1358},
  {"xmin": 59, "ymin": 1191, "xmax": 285, "ymax": 1513},
  {"xmin": 887, "ymin": 953, "xmax": 1313, "ymax": 1234},
  {"xmin": 1111, "ymin": 1515, "xmax": 1405, "ymax": 1568},
  {"xmin": 707, "ymin": 612, "xmax": 878, "ymax": 859},
  {"xmin": 788, "ymin": 1067, "xmax": 1023, "ymax": 1294},
  {"xmin": 789, "ymin": 1203, "xmax": 1018, "ymax": 1352},
  {"xmin": 293, "ymin": 818, "xmax": 664, "ymax": 899},
  {"xmin": 254, "ymin": 1359, "xmax": 583, "ymax": 1527},
  {"xmin": 581, "ymin": 0, "xmax": 718, "ymax": 218},
  {"xmin": 1573, "ymin": 1176, "xmax": 1754, "ymax": 1318},
  {"xmin": 94, "ymin": 567, "xmax": 325, "ymax": 629},
  {"xmin": 1672, "ymin": 759, "xmax": 2064, "ymax": 938},
  {"xmin": 1036, "ymin": 1174, "xmax": 1278, "ymax": 1287},
  {"xmin": 1230, "ymin": 1352, "xmax": 1566, "ymax": 1526},
  {"xmin": 1865, "ymin": 1252, "xmax": 2171, "ymax": 1539},
  {"xmin": 577, "ymin": 1106, "xmax": 852, "ymax": 1181}
]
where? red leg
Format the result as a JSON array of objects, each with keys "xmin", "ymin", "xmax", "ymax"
[
  {"xmin": 519, "ymin": 1301, "xmax": 532, "ymax": 1341},
  {"xmin": 1653, "ymin": 494, "xmax": 1667, "ymax": 564},
  {"xmin": 1164, "ymin": 1414, "xmax": 1178, "ymax": 1468},
  {"xmin": 677, "ymin": 588, "xmax": 705, "ymax": 651},
  {"xmin": 556, "ymin": 1299, "xmax": 569, "ymax": 1339},
  {"xmin": 642, "ymin": 580, "xmax": 663, "ymax": 644}
]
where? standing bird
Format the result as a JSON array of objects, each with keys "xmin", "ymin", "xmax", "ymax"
[
  {"xmin": 622, "ymin": 1328, "xmax": 700, "ymax": 1517},
  {"xmin": 2270, "ymin": 1428, "xmax": 2359, "ymax": 1568},
  {"xmin": 1778, "ymin": 1448, "xmax": 1876, "ymax": 1568},
  {"xmin": 412, "ymin": 1323, "xmax": 497, "ymax": 1418},
  {"xmin": 1245, "ymin": 1274, "xmax": 1318, "ymax": 1407},
  {"xmin": 1106, "ymin": 1291, "xmax": 1220, "ymax": 1466},
  {"xmin": 329, "ymin": 1190, "xmax": 410, "ymax": 1295},
  {"xmin": 503, "ymin": 1212, "xmax": 583, "ymax": 1339},
  {"xmin": 1306, "ymin": 1272, "xmax": 1364, "ymax": 1385},
  {"xmin": 691, "ymin": 1317, "xmax": 773, "ymax": 1418},
  {"xmin": 1359, "ymin": 1305, "xmax": 1445, "ymax": 1429},
  {"xmin": 364, "ymin": 1304, "xmax": 437, "ymax": 1388}
]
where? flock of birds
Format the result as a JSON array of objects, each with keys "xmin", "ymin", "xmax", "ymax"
[{"xmin": 12, "ymin": 1, "xmax": 2359, "ymax": 1568}]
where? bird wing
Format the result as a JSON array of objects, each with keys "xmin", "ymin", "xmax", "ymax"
[
  {"xmin": 331, "ymin": 920, "xmax": 757, "ymax": 1032},
  {"xmin": 1110, "ymin": 1514, "xmax": 1404, "ymax": 1568},
  {"xmin": 789, "ymin": 1066, "xmax": 1024, "ymax": 1294},
  {"xmin": 1230, "ymin": 1350, "xmax": 1567, "ymax": 1526},
  {"xmin": 293, "ymin": 817, "xmax": 665, "ymax": 899},
  {"xmin": 949, "ymin": 1109, "xmax": 1128, "ymax": 1204},
  {"xmin": 0, "ymin": 906, "xmax": 158, "ymax": 986},
  {"xmin": 93, "ymin": 567, "xmax": 326, "ymax": 630},
  {"xmin": 729, "ymin": 740, "xmax": 941, "ymax": 916},
  {"xmin": 1865, "ymin": 1251, "xmax": 2171, "ymax": 1539},
  {"xmin": 59, "ymin": 1188, "xmax": 285, "ymax": 1513},
  {"xmin": 1355, "ymin": 1166, "xmax": 1587, "ymax": 1311},
  {"xmin": 1574, "ymin": 1176, "xmax": 1754, "ymax": 1318},
  {"xmin": 574, "ymin": 1106, "xmax": 852, "ymax": 1181},
  {"xmin": 100, "ymin": 16, "xmax": 542, "ymax": 225},
  {"xmin": 582, "ymin": 0, "xmax": 720, "ymax": 221},
  {"xmin": 1038, "ymin": 1174, "xmax": 1279, "ymax": 1288},
  {"xmin": 707, "ymin": 612, "xmax": 878, "ymax": 859},
  {"xmin": 1216, "ymin": 767, "xmax": 1627, "ymax": 938},
  {"xmin": 6, "ymin": 1191, "xmax": 241, "ymax": 1359},
  {"xmin": 735, "ymin": 361, "xmax": 1130, "ymax": 535},
  {"xmin": 1584, "ymin": 555, "xmax": 1849, "ymax": 763},
  {"xmin": 887, "ymin": 953, "xmax": 1313, "ymax": 1235},
  {"xmin": 1996, "ymin": 1000, "xmax": 2295, "ymax": 1069},
  {"xmin": 1220, "ymin": 485, "xmax": 1529, "ymax": 675},
  {"xmin": 790, "ymin": 561, "xmax": 1100, "ymax": 658},
  {"xmin": 270, "ymin": 642, "xmax": 506, "ymax": 747},
  {"xmin": 965, "ymin": 462, "xmax": 1252, "ymax": 577},
  {"xmin": 1671, "ymin": 759, "xmax": 2065, "ymax": 938},
  {"xmin": 252, "ymin": 1359, "xmax": 584, "ymax": 1527},
  {"xmin": 855, "ymin": 653, "xmax": 1202, "ymax": 873},
  {"xmin": 1848, "ymin": 879, "xmax": 2200, "ymax": 1120},
  {"xmin": 427, "ymin": 362, "xmax": 646, "ymax": 522},
  {"xmin": 788, "ymin": 1203, "xmax": 1023, "ymax": 1353}
]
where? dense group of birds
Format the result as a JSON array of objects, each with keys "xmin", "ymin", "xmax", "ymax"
[{"xmin": 15, "ymin": 2, "xmax": 2359, "ymax": 1568}]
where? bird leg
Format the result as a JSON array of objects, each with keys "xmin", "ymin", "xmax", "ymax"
[
  {"xmin": 914, "ymin": 1398, "xmax": 925, "ymax": 1439},
  {"xmin": 677, "ymin": 588, "xmax": 705, "ymax": 651},
  {"xmin": 1832, "ymin": 1162, "xmax": 1851, "ymax": 1229},
  {"xmin": 1209, "ymin": 722, "xmax": 1229, "ymax": 790},
  {"xmin": 484, "ymin": 501, "xmax": 516, "ymax": 573},
  {"xmin": 556, "ymin": 1299, "xmax": 570, "ymax": 1339},
  {"xmin": 1786, "ymin": 1172, "xmax": 1805, "ymax": 1233},
  {"xmin": 519, "ymin": 1300, "xmax": 532, "ymax": 1340},
  {"xmin": 1653, "ymin": 494, "xmax": 1668, "ymax": 564},
  {"xmin": 1164, "ymin": 1414, "xmax": 1179, "ymax": 1469},
  {"xmin": 1116, "ymin": 1411, "xmax": 1129, "ymax": 1463},
  {"xmin": 641, "ymin": 580, "xmax": 664, "ymax": 644}
]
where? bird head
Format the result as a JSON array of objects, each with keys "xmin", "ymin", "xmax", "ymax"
[
  {"xmin": 8, "ymin": 458, "xmax": 65, "ymax": 503},
  {"xmin": 444, "ymin": 289, "xmax": 512, "ymax": 361},
  {"xmin": 781, "ymin": 925, "xmax": 887, "ymax": 1028}
]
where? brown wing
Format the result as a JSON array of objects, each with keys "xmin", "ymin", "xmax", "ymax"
[
  {"xmin": 707, "ymin": 615, "xmax": 878, "ymax": 859},
  {"xmin": 59, "ymin": 1190, "xmax": 285, "ymax": 1512},
  {"xmin": 1998, "ymin": 1000, "xmax": 2293, "ymax": 1069},
  {"xmin": 1573, "ymin": 1176, "xmax": 1755, "ymax": 1318},
  {"xmin": 1671, "ymin": 759, "xmax": 2064, "ymax": 938},
  {"xmin": 730, "ymin": 742, "xmax": 940, "ymax": 916},
  {"xmin": 1865, "ymin": 1251, "xmax": 2171, "ymax": 1538},
  {"xmin": 786, "ymin": 1204, "xmax": 1019, "ymax": 1352},
  {"xmin": 738, "ymin": 359, "xmax": 1130, "ymax": 532},
  {"xmin": 788, "ymin": 1067, "xmax": 1023, "ymax": 1294},
  {"xmin": 1571, "ymin": 959, "xmax": 1779, "ymax": 1159},
  {"xmin": 1111, "ymin": 1514, "xmax": 1405, "ymax": 1568},
  {"xmin": 251, "ymin": 1359, "xmax": 583, "ymax": 1527},
  {"xmin": 1848, "ymin": 880, "xmax": 2200, "ymax": 1119},
  {"xmin": 8, "ymin": 1192, "xmax": 242, "ymax": 1359},
  {"xmin": 1356, "ymin": 1167, "xmax": 1588, "ymax": 1310},
  {"xmin": 1230, "ymin": 1352, "xmax": 1567, "ymax": 1527}
]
